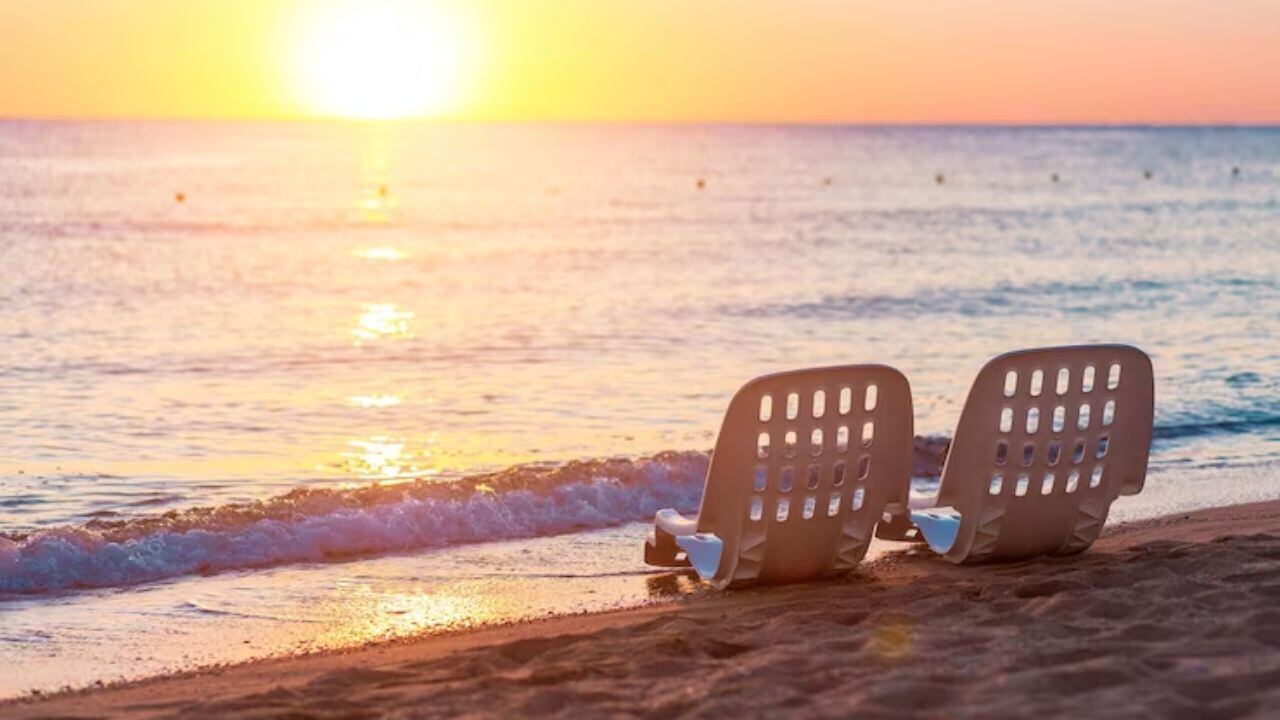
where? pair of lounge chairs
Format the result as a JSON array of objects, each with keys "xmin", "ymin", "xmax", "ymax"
[{"xmin": 644, "ymin": 344, "xmax": 1154, "ymax": 588}]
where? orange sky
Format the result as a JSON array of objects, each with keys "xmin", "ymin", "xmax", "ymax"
[{"xmin": 1, "ymin": 0, "xmax": 1278, "ymax": 123}]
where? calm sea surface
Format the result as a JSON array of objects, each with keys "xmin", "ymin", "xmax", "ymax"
[{"xmin": 1, "ymin": 123, "xmax": 1278, "ymax": 693}]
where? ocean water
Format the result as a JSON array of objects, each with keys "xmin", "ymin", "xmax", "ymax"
[{"xmin": 1, "ymin": 123, "xmax": 1278, "ymax": 695}]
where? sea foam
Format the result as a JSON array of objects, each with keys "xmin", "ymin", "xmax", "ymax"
[{"xmin": 0, "ymin": 452, "xmax": 709, "ymax": 595}]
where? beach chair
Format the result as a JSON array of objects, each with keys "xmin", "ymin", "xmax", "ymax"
[
  {"xmin": 644, "ymin": 366, "xmax": 913, "ymax": 588},
  {"xmin": 898, "ymin": 345, "xmax": 1153, "ymax": 562}
]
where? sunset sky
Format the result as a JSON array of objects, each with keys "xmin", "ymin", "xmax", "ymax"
[{"xmin": 1, "ymin": 0, "xmax": 1278, "ymax": 123}]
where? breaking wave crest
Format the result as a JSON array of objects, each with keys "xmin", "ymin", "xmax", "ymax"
[
  {"xmin": 0, "ymin": 452, "xmax": 710, "ymax": 596},
  {"xmin": 4, "ymin": 420, "xmax": 1260, "ymax": 598}
]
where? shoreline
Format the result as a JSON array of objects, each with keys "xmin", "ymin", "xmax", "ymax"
[{"xmin": 8, "ymin": 499, "xmax": 1280, "ymax": 718}]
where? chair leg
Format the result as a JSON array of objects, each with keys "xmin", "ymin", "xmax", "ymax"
[
  {"xmin": 644, "ymin": 525, "xmax": 691, "ymax": 567},
  {"xmin": 875, "ymin": 507, "xmax": 921, "ymax": 542}
]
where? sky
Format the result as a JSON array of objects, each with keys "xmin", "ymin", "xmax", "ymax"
[{"xmin": 1, "ymin": 0, "xmax": 1278, "ymax": 123}]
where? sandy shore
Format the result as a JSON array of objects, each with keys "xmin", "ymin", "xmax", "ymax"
[{"xmin": 7, "ymin": 500, "xmax": 1280, "ymax": 719}]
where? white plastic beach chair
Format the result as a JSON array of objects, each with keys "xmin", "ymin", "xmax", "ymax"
[
  {"xmin": 899, "ymin": 345, "xmax": 1154, "ymax": 562},
  {"xmin": 644, "ymin": 366, "xmax": 914, "ymax": 588}
]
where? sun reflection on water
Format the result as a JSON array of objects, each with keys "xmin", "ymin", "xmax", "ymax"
[
  {"xmin": 314, "ymin": 586, "xmax": 501, "ymax": 647},
  {"xmin": 347, "ymin": 394, "xmax": 403, "ymax": 408},
  {"xmin": 340, "ymin": 434, "xmax": 434, "ymax": 479},
  {"xmin": 352, "ymin": 246, "xmax": 406, "ymax": 261},
  {"xmin": 374, "ymin": 590, "xmax": 486, "ymax": 633},
  {"xmin": 351, "ymin": 303, "xmax": 415, "ymax": 344}
]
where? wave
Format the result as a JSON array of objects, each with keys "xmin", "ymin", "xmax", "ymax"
[
  {"xmin": 0, "ymin": 437, "xmax": 950, "ymax": 597},
  {"xmin": 2, "ymin": 417, "xmax": 1273, "ymax": 599},
  {"xmin": 0, "ymin": 452, "xmax": 709, "ymax": 596},
  {"xmin": 1153, "ymin": 413, "xmax": 1280, "ymax": 441},
  {"xmin": 734, "ymin": 274, "xmax": 1276, "ymax": 322}
]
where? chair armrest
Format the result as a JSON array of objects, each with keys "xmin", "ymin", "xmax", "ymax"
[{"xmin": 655, "ymin": 508, "xmax": 699, "ymax": 536}]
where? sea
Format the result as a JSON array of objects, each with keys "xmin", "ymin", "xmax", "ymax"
[{"xmin": 1, "ymin": 122, "xmax": 1277, "ymax": 696}]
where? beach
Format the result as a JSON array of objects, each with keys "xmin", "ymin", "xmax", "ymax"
[
  {"xmin": 3, "ymin": 3, "xmax": 1279, "ymax": 717},
  {"xmin": 8, "ymin": 499, "xmax": 1279, "ymax": 719},
  {"xmin": 2, "ymin": 123, "xmax": 1278, "ymax": 707}
]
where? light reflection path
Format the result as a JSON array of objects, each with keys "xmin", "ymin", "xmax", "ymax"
[
  {"xmin": 352, "ymin": 125, "xmax": 398, "ymax": 224},
  {"xmin": 343, "ymin": 133, "xmax": 428, "ymax": 477}
]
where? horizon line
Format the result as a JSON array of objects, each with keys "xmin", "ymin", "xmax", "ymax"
[{"xmin": 2, "ymin": 115, "xmax": 1280, "ymax": 129}]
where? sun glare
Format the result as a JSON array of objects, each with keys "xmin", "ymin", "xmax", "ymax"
[{"xmin": 293, "ymin": 1, "xmax": 467, "ymax": 120}]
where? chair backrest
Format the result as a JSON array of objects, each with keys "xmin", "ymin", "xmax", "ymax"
[
  {"xmin": 698, "ymin": 365, "xmax": 913, "ymax": 587},
  {"xmin": 936, "ymin": 345, "xmax": 1154, "ymax": 562}
]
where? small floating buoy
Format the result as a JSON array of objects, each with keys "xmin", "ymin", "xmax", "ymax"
[
  {"xmin": 174, "ymin": 192, "xmax": 185, "ymax": 203},
  {"xmin": 1143, "ymin": 170, "xmax": 1153, "ymax": 180},
  {"xmin": 1050, "ymin": 173, "xmax": 1059, "ymax": 183},
  {"xmin": 696, "ymin": 178, "xmax": 706, "ymax": 190},
  {"xmin": 935, "ymin": 173, "xmax": 945, "ymax": 185}
]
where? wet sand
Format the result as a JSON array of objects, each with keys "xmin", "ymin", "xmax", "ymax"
[{"xmin": 7, "ymin": 500, "xmax": 1280, "ymax": 719}]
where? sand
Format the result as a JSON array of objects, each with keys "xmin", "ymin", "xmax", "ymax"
[{"xmin": 7, "ymin": 500, "xmax": 1280, "ymax": 719}]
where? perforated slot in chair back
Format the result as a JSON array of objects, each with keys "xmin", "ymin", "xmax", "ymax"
[{"xmin": 698, "ymin": 365, "xmax": 913, "ymax": 586}]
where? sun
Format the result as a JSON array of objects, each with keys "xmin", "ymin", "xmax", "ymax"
[{"xmin": 292, "ymin": 0, "xmax": 467, "ymax": 120}]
